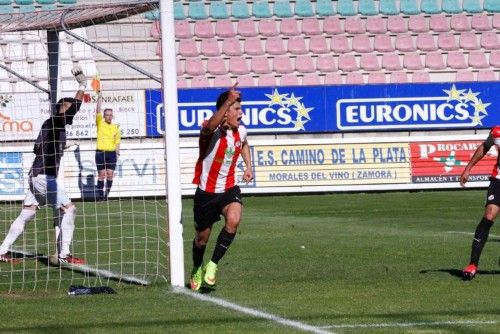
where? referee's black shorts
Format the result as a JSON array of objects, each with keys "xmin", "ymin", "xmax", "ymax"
[
  {"xmin": 95, "ymin": 150, "xmax": 117, "ymax": 171},
  {"xmin": 193, "ymin": 186, "xmax": 242, "ymax": 232}
]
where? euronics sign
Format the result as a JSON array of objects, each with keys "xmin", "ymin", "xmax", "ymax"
[{"xmin": 145, "ymin": 82, "xmax": 495, "ymax": 136}]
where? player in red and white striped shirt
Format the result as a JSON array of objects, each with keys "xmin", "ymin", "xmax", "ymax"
[{"xmin": 190, "ymin": 83, "xmax": 253, "ymax": 291}]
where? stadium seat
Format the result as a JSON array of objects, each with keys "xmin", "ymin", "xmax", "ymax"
[
  {"xmin": 15, "ymin": 0, "xmax": 35, "ymax": 12},
  {"xmin": 366, "ymin": 17, "xmax": 387, "ymax": 34},
  {"xmin": 359, "ymin": 0, "xmax": 377, "ymax": 16},
  {"xmin": 390, "ymin": 72, "xmax": 409, "ymax": 83},
  {"xmin": 175, "ymin": 21, "xmax": 191, "ymax": 39},
  {"xmin": 200, "ymin": 38, "xmax": 221, "ymax": 57},
  {"xmin": 190, "ymin": 76, "xmax": 210, "ymax": 88},
  {"xmin": 352, "ymin": 35, "xmax": 373, "ymax": 53},
  {"xmin": 252, "ymin": 0, "xmax": 272, "ymax": 18},
  {"xmin": 265, "ymin": 36, "xmax": 286, "ymax": 55},
  {"xmin": 477, "ymin": 69, "xmax": 496, "ymax": 81},
  {"xmin": 322, "ymin": 16, "xmax": 342, "ymax": 35},
  {"xmin": 337, "ymin": 0, "xmax": 356, "ymax": 16},
  {"xmin": 280, "ymin": 73, "xmax": 300, "ymax": 86},
  {"xmin": 459, "ymin": 32, "xmax": 479, "ymax": 50},
  {"xmin": 273, "ymin": 56, "xmax": 294, "ymax": 74},
  {"xmin": 379, "ymin": 0, "xmax": 399, "ymax": 15},
  {"xmin": 400, "ymin": 0, "xmax": 420, "ymax": 14},
  {"xmin": 471, "ymin": 14, "xmax": 491, "ymax": 31},
  {"xmin": 244, "ymin": 37, "xmax": 264, "ymax": 55},
  {"xmin": 447, "ymin": 51, "xmax": 467, "ymax": 69},
  {"xmin": 213, "ymin": 75, "xmax": 233, "ymax": 88},
  {"xmin": 480, "ymin": 31, "xmax": 500, "ymax": 50},
  {"xmin": 37, "ymin": 0, "xmax": 56, "ymax": 10},
  {"xmin": 382, "ymin": 53, "xmax": 402, "ymax": 71},
  {"xmin": 388, "ymin": 16, "xmax": 408, "ymax": 33},
  {"xmin": 469, "ymin": 51, "xmax": 489, "ymax": 68},
  {"xmin": 222, "ymin": 38, "xmax": 242, "ymax": 56},
  {"xmin": 257, "ymin": 74, "xmax": 277, "ymax": 86},
  {"xmin": 493, "ymin": 14, "xmax": 500, "ymax": 29},
  {"xmin": 302, "ymin": 17, "xmax": 322, "ymax": 35},
  {"xmin": 188, "ymin": 1, "xmax": 208, "ymax": 20},
  {"xmin": 176, "ymin": 77, "xmax": 188, "ymax": 89},
  {"xmin": 251, "ymin": 56, "xmax": 271, "ymax": 74},
  {"xmin": 490, "ymin": 50, "xmax": 500, "ymax": 67},
  {"xmin": 368, "ymin": 72, "xmax": 387, "ymax": 83},
  {"xmin": 215, "ymin": 20, "xmax": 236, "ymax": 38},
  {"xmin": 346, "ymin": 72, "xmax": 364, "ymax": 84},
  {"xmin": 309, "ymin": 35, "xmax": 329, "ymax": 54},
  {"xmin": 207, "ymin": 58, "xmax": 228, "ymax": 75},
  {"xmin": 228, "ymin": 57, "xmax": 249, "ymax": 75},
  {"xmin": 178, "ymin": 39, "xmax": 199, "ymax": 57},
  {"xmin": 316, "ymin": 54, "xmax": 336, "ymax": 72},
  {"xmin": 295, "ymin": 0, "xmax": 314, "ymax": 17},
  {"xmin": 231, "ymin": 0, "xmax": 250, "ymax": 19},
  {"xmin": 425, "ymin": 52, "xmax": 446, "ymax": 70},
  {"xmin": 259, "ymin": 19, "xmax": 278, "ymax": 37},
  {"xmin": 151, "ymin": 21, "xmax": 161, "ymax": 39},
  {"xmin": 237, "ymin": 19, "xmax": 257, "ymax": 37},
  {"xmin": 396, "ymin": 35, "xmax": 416, "ymax": 52},
  {"xmin": 185, "ymin": 58, "xmax": 205, "ymax": 76},
  {"xmin": 173, "ymin": 2, "xmax": 186, "ymax": 20},
  {"xmin": 412, "ymin": 71, "xmax": 430, "ymax": 82},
  {"xmin": 176, "ymin": 59, "xmax": 183, "ymax": 76},
  {"xmin": 323, "ymin": 73, "xmax": 342, "ymax": 85},
  {"xmin": 295, "ymin": 54, "xmax": 315, "ymax": 73},
  {"xmin": 338, "ymin": 54, "xmax": 358, "ymax": 72},
  {"xmin": 443, "ymin": 0, "xmax": 462, "ymax": 13},
  {"xmin": 58, "ymin": 0, "xmax": 77, "ymax": 4},
  {"xmin": 273, "ymin": 0, "xmax": 293, "ymax": 17},
  {"xmin": 155, "ymin": 40, "xmax": 161, "ymax": 56},
  {"xmin": 403, "ymin": 53, "xmax": 424, "ymax": 70},
  {"xmin": 450, "ymin": 14, "xmax": 471, "ymax": 32},
  {"xmin": 209, "ymin": 1, "xmax": 229, "ymax": 19},
  {"xmin": 287, "ymin": 37, "xmax": 308, "ymax": 55},
  {"xmin": 416, "ymin": 34, "xmax": 437, "ymax": 51},
  {"xmin": 330, "ymin": 35, "xmax": 350, "ymax": 53},
  {"xmin": 463, "ymin": 0, "xmax": 482, "ymax": 13},
  {"xmin": 360, "ymin": 54, "xmax": 381, "ymax": 71},
  {"xmin": 455, "ymin": 70, "xmax": 474, "ymax": 81},
  {"xmin": 301, "ymin": 73, "xmax": 322, "ymax": 86},
  {"xmin": 0, "ymin": 4, "xmax": 12, "ymax": 14},
  {"xmin": 236, "ymin": 75, "xmax": 255, "ymax": 87},
  {"xmin": 408, "ymin": 15, "xmax": 429, "ymax": 33},
  {"xmin": 484, "ymin": 0, "xmax": 500, "ymax": 12},
  {"xmin": 437, "ymin": 32, "xmax": 458, "ymax": 51},
  {"xmin": 344, "ymin": 17, "xmax": 365, "ymax": 34},
  {"xmin": 194, "ymin": 20, "xmax": 214, "ymax": 38},
  {"xmin": 421, "ymin": 0, "xmax": 441, "ymax": 14},
  {"xmin": 280, "ymin": 18, "xmax": 300, "ymax": 36},
  {"xmin": 429, "ymin": 15, "xmax": 450, "ymax": 32},
  {"xmin": 316, "ymin": 0, "xmax": 335, "ymax": 16},
  {"xmin": 374, "ymin": 35, "xmax": 395, "ymax": 52}
]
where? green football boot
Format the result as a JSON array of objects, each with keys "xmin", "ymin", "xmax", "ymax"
[
  {"xmin": 204, "ymin": 261, "xmax": 218, "ymax": 286},
  {"xmin": 190, "ymin": 266, "xmax": 203, "ymax": 291}
]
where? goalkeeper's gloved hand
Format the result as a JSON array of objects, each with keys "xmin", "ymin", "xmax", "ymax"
[{"xmin": 71, "ymin": 65, "xmax": 86, "ymax": 90}]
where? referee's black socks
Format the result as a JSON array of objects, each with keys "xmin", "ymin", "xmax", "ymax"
[
  {"xmin": 211, "ymin": 228, "xmax": 236, "ymax": 264},
  {"xmin": 470, "ymin": 217, "xmax": 493, "ymax": 266}
]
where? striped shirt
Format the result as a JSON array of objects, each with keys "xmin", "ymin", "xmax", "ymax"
[
  {"xmin": 193, "ymin": 124, "xmax": 247, "ymax": 193},
  {"xmin": 484, "ymin": 126, "xmax": 500, "ymax": 178},
  {"xmin": 96, "ymin": 113, "xmax": 120, "ymax": 151}
]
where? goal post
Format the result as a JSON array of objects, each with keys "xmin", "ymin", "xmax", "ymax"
[{"xmin": 0, "ymin": 0, "xmax": 184, "ymax": 291}]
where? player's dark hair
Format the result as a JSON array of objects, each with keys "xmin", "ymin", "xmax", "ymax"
[{"xmin": 216, "ymin": 90, "xmax": 241, "ymax": 110}]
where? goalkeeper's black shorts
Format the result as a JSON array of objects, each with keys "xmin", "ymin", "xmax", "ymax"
[{"xmin": 193, "ymin": 186, "xmax": 242, "ymax": 232}]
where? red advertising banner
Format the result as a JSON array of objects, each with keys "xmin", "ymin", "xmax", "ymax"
[{"xmin": 410, "ymin": 140, "xmax": 497, "ymax": 183}]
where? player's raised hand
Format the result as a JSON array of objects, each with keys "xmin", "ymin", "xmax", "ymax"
[
  {"xmin": 72, "ymin": 65, "xmax": 87, "ymax": 90},
  {"xmin": 227, "ymin": 82, "xmax": 240, "ymax": 105}
]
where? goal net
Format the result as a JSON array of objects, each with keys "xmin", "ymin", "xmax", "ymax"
[{"xmin": 0, "ymin": 0, "xmax": 172, "ymax": 291}]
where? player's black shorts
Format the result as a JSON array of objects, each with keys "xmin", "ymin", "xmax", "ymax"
[
  {"xmin": 95, "ymin": 150, "xmax": 117, "ymax": 171},
  {"xmin": 485, "ymin": 177, "xmax": 500, "ymax": 207},
  {"xmin": 193, "ymin": 186, "xmax": 242, "ymax": 232}
]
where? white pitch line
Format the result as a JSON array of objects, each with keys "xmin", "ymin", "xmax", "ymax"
[
  {"xmin": 320, "ymin": 320, "xmax": 498, "ymax": 329},
  {"xmin": 445, "ymin": 231, "xmax": 500, "ymax": 238},
  {"xmin": 173, "ymin": 287, "xmax": 335, "ymax": 334}
]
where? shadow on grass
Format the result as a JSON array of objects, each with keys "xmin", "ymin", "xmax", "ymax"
[
  {"xmin": 419, "ymin": 268, "xmax": 500, "ymax": 279},
  {"xmin": 184, "ymin": 282, "xmax": 216, "ymax": 294}
]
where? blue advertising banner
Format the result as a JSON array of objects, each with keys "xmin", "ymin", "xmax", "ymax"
[
  {"xmin": 0, "ymin": 152, "xmax": 24, "ymax": 195},
  {"xmin": 145, "ymin": 82, "xmax": 496, "ymax": 136}
]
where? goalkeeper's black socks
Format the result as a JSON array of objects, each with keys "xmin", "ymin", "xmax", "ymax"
[
  {"xmin": 97, "ymin": 180, "xmax": 104, "ymax": 199},
  {"xmin": 470, "ymin": 217, "xmax": 493, "ymax": 265},
  {"xmin": 192, "ymin": 238, "xmax": 206, "ymax": 268},
  {"xmin": 211, "ymin": 228, "xmax": 236, "ymax": 264}
]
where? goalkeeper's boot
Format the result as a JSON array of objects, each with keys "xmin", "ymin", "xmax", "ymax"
[
  {"xmin": 0, "ymin": 253, "xmax": 21, "ymax": 264},
  {"xmin": 59, "ymin": 254, "xmax": 86, "ymax": 265},
  {"xmin": 190, "ymin": 266, "xmax": 203, "ymax": 291},
  {"xmin": 204, "ymin": 261, "xmax": 218, "ymax": 286},
  {"xmin": 462, "ymin": 263, "xmax": 478, "ymax": 280}
]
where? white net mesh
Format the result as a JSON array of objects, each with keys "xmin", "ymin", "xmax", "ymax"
[{"xmin": 0, "ymin": 1, "xmax": 169, "ymax": 291}]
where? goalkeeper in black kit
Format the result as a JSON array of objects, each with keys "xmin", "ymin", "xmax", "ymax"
[
  {"xmin": 0, "ymin": 65, "xmax": 87, "ymax": 265},
  {"xmin": 459, "ymin": 126, "xmax": 500, "ymax": 280}
]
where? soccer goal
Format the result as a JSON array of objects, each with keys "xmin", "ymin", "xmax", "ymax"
[{"xmin": 0, "ymin": 0, "xmax": 184, "ymax": 292}]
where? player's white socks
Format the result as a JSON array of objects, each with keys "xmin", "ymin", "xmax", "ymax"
[
  {"xmin": 0, "ymin": 209, "xmax": 36, "ymax": 255},
  {"xmin": 58, "ymin": 205, "xmax": 76, "ymax": 258}
]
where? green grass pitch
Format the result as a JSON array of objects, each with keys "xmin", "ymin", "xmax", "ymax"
[{"xmin": 0, "ymin": 190, "xmax": 499, "ymax": 333}]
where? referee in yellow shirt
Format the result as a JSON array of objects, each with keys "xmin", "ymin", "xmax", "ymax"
[{"xmin": 95, "ymin": 92, "xmax": 121, "ymax": 201}]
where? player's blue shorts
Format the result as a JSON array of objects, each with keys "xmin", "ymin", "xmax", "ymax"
[{"xmin": 95, "ymin": 150, "xmax": 117, "ymax": 171}]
